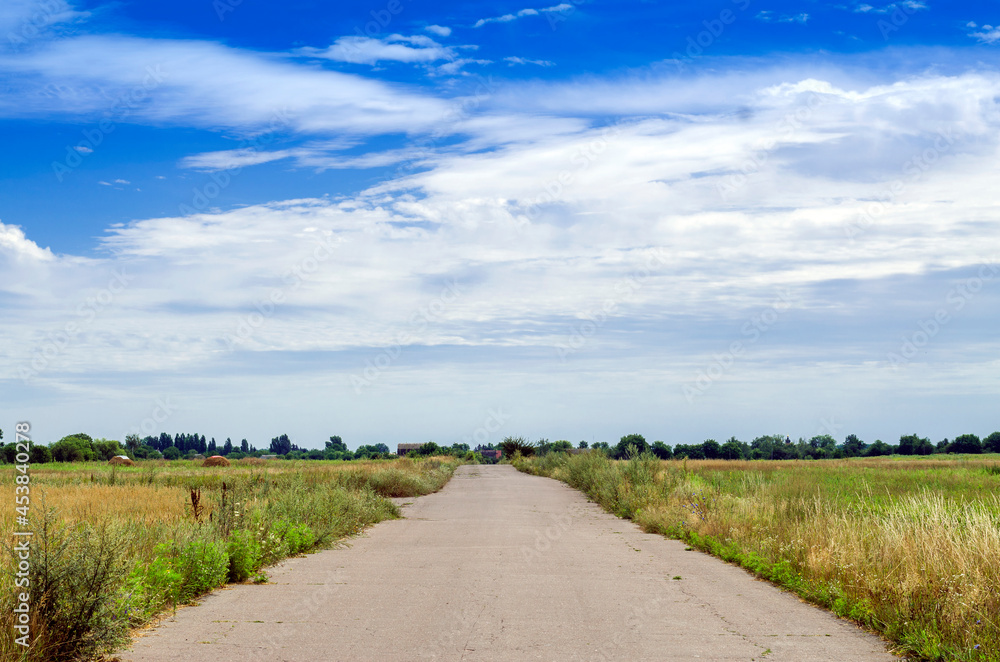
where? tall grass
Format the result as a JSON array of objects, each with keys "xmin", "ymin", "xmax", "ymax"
[
  {"xmin": 1, "ymin": 457, "xmax": 460, "ymax": 661},
  {"xmin": 514, "ymin": 452, "xmax": 1000, "ymax": 662}
]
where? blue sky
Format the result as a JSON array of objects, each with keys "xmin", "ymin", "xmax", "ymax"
[{"xmin": 2, "ymin": 0, "xmax": 999, "ymax": 450}]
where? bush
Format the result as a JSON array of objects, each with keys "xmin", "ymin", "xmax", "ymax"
[
  {"xmin": 49, "ymin": 435, "xmax": 96, "ymax": 462},
  {"xmin": 499, "ymin": 436, "xmax": 535, "ymax": 458},
  {"xmin": 10, "ymin": 510, "xmax": 133, "ymax": 661},
  {"xmin": 162, "ymin": 446, "xmax": 181, "ymax": 460},
  {"xmin": 29, "ymin": 444, "xmax": 52, "ymax": 464},
  {"xmin": 226, "ymin": 531, "xmax": 262, "ymax": 582},
  {"xmin": 176, "ymin": 539, "xmax": 228, "ymax": 602}
]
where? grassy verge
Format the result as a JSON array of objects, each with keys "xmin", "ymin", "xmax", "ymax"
[
  {"xmin": 512, "ymin": 452, "xmax": 1000, "ymax": 662},
  {"xmin": 1, "ymin": 457, "xmax": 461, "ymax": 661}
]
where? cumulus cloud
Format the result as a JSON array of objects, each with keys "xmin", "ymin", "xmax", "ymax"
[
  {"xmin": 297, "ymin": 34, "xmax": 455, "ymax": 65},
  {"xmin": 425, "ymin": 25, "xmax": 452, "ymax": 37}
]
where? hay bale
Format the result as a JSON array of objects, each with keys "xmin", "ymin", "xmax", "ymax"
[
  {"xmin": 203, "ymin": 455, "xmax": 231, "ymax": 467},
  {"xmin": 108, "ymin": 455, "xmax": 135, "ymax": 466},
  {"xmin": 239, "ymin": 457, "xmax": 265, "ymax": 466}
]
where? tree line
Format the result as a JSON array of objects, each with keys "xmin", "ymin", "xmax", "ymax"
[{"xmin": 517, "ymin": 431, "xmax": 1000, "ymax": 461}]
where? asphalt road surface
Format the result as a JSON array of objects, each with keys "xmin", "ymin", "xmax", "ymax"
[{"xmin": 121, "ymin": 464, "xmax": 898, "ymax": 661}]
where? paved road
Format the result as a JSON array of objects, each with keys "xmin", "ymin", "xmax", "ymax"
[{"xmin": 121, "ymin": 465, "xmax": 897, "ymax": 661}]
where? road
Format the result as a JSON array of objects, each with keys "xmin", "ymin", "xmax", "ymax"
[{"xmin": 121, "ymin": 464, "xmax": 897, "ymax": 661}]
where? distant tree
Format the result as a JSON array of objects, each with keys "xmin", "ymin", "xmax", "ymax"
[
  {"xmin": 498, "ymin": 436, "xmax": 535, "ymax": 458},
  {"xmin": 163, "ymin": 446, "xmax": 181, "ymax": 460},
  {"xmin": 50, "ymin": 435, "xmax": 96, "ymax": 462},
  {"xmin": 863, "ymin": 440, "xmax": 893, "ymax": 457},
  {"xmin": 222, "ymin": 438, "xmax": 233, "ymax": 455},
  {"xmin": 409, "ymin": 441, "xmax": 441, "ymax": 457},
  {"xmin": 270, "ymin": 434, "xmax": 293, "ymax": 456},
  {"xmin": 916, "ymin": 437, "xmax": 935, "ymax": 455},
  {"xmin": 614, "ymin": 434, "xmax": 648, "ymax": 459},
  {"xmin": 326, "ymin": 436, "xmax": 348, "ymax": 453},
  {"xmin": 651, "ymin": 441, "xmax": 672, "ymax": 460},
  {"xmin": 985, "ymin": 432, "xmax": 1000, "ymax": 454},
  {"xmin": 207, "ymin": 437, "xmax": 218, "ymax": 453},
  {"xmin": 950, "ymin": 434, "xmax": 982, "ymax": 454},
  {"xmin": 841, "ymin": 434, "xmax": 866, "ymax": 458},
  {"xmin": 578, "ymin": 441, "xmax": 589, "ymax": 449},
  {"xmin": 449, "ymin": 443, "xmax": 471, "ymax": 455},
  {"xmin": 701, "ymin": 439, "xmax": 722, "ymax": 459},
  {"xmin": 241, "ymin": 438, "xmax": 249, "ymax": 453},
  {"xmin": 125, "ymin": 434, "xmax": 141, "ymax": 452},
  {"xmin": 750, "ymin": 435, "xmax": 783, "ymax": 460},
  {"xmin": 92, "ymin": 439, "xmax": 126, "ymax": 461},
  {"xmin": 936, "ymin": 438, "xmax": 950, "ymax": 454},
  {"xmin": 897, "ymin": 434, "xmax": 927, "ymax": 456},
  {"xmin": 29, "ymin": 445, "xmax": 52, "ymax": 464},
  {"xmin": 372, "ymin": 443, "xmax": 390, "ymax": 455},
  {"xmin": 720, "ymin": 437, "xmax": 746, "ymax": 460},
  {"xmin": 675, "ymin": 443, "xmax": 705, "ymax": 460}
]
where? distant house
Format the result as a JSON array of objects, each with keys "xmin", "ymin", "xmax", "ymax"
[
  {"xmin": 397, "ymin": 443, "xmax": 423, "ymax": 456},
  {"xmin": 479, "ymin": 449, "xmax": 501, "ymax": 460}
]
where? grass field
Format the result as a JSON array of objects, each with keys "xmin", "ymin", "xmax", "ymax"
[
  {"xmin": 1, "ymin": 457, "xmax": 462, "ymax": 661},
  {"xmin": 513, "ymin": 452, "xmax": 1000, "ymax": 662}
]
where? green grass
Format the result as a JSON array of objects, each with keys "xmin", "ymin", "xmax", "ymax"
[
  {"xmin": 1, "ymin": 457, "xmax": 462, "ymax": 661},
  {"xmin": 513, "ymin": 452, "xmax": 1000, "ymax": 662}
]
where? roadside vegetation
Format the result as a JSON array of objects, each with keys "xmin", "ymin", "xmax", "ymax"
[
  {"xmin": 0, "ymin": 457, "xmax": 461, "ymax": 661},
  {"xmin": 512, "ymin": 449, "xmax": 1000, "ymax": 662}
]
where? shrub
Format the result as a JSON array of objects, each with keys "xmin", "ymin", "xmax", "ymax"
[
  {"xmin": 176, "ymin": 539, "xmax": 228, "ymax": 602},
  {"xmin": 499, "ymin": 436, "xmax": 535, "ymax": 458},
  {"xmin": 49, "ymin": 435, "xmax": 96, "ymax": 462},
  {"xmin": 11, "ymin": 510, "xmax": 133, "ymax": 661},
  {"xmin": 29, "ymin": 444, "xmax": 52, "ymax": 464},
  {"xmin": 162, "ymin": 446, "xmax": 181, "ymax": 460},
  {"xmin": 226, "ymin": 531, "xmax": 262, "ymax": 582}
]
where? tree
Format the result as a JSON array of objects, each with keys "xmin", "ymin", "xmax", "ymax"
[
  {"xmin": 223, "ymin": 438, "xmax": 233, "ymax": 455},
  {"xmin": 950, "ymin": 434, "xmax": 982, "ymax": 454},
  {"xmin": 125, "ymin": 434, "xmax": 141, "ymax": 452},
  {"xmin": 673, "ymin": 443, "xmax": 705, "ymax": 460},
  {"xmin": 498, "ymin": 436, "xmax": 535, "ymax": 458},
  {"xmin": 163, "ymin": 446, "xmax": 181, "ymax": 460},
  {"xmin": 92, "ymin": 438, "xmax": 126, "ymax": 461},
  {"xmin": 614, "ymin": 434, "xmax": 648, "ymax": 459},
  {"xmin": 208, "ymin": 437, "xmax": 218, "ymax": 453},
  {"xmin": 29, "ymin": 445, "xmax": 52, "ymax": 464},
  {"xmin": 985, "ymin": 432, "xmax": 1000, "ymax": 454},
  {"xmin": 270, "ymin": 434, "xmax": 293, "ymax": 455},
  {"xmin": 578, "ymin": 441, "xmax": 589, "ymax": 449},
  {"xmin": 720, "ymin": 437, "xmax": 746, "ymax": 460},
  {"xmin": 864, "ymin": 440, "xmax": 893, "ymax": 457},
  {"xmin": 898, "ymin": 434, "xmax": 926, "ymax": 456},
  {"xmin": 651, "ymin": 441, "xmax": 672, "ymax": 460},
  {"xmin": 936, "ymin": 438, "xmax": 950, "ymax": 453},
  {"xmin": 841, "ymin": 434, "xmax": 866, "ymax": 458},
  {"xmin": 326, "ymin": 436, "xmax": 348, "ymax": 453},
  {"xmin": 410, "ymin": 441, "xmax": 441, "ymax": 457},
  {"xmin": 701, "ymin": 439, "xmax": 722, "ymax": 459},
  {"xmin": 241, "ymin": 438, "xmax": 249, "ymax": 453},
  {"xmin": 50, "ymin": 434, "xmax": 96, "ymax": 462}
]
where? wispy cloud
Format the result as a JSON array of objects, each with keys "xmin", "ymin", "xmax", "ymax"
[
  {"xmin": 966, "ymin": 22, "xmax": 1000, "ymax": 44},
  {"xmin": 853, "ymin": 1, "xmax": 928, "ymax": 13},
  {"xmin": 756, "ymin": 11, "xmax": 810, "ymax": 23},
  {"xmin": 474, "ymin": 3, "xmax": 573, "ymax": 28},
  {"xmin": 504, "ymin": 56, "xmax": 555, "ymax": 66}
]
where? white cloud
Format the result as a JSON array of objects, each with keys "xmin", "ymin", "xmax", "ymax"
[
  {"xmin": 474, "ymin": 3, "xmax": 572, "ymax": 28},
  {"xmin": 852, "ymin": 1, "xmax": 927, "ymax": 13},
  {"xmin": 425, "ymin": 25, "xmax": 452, "ymax": 37},
  {"xmin": 0, "ymin": 0, "xmax": 88, "ymax": 42},
  {"xmin": 0, "ymin": 35, "xmax": 454, "ymax": 137},
  {"xmin": 74, "ymin": 145, "xmax": 93, "ymax": 153},
  {"xmin": 757, "ymin": 11, "xmax": 810, "ymax": 23},
  {"xmin": 297, "ymin": 34, "xmax": 455, "ymax": 65},
  {"xmin": 970, "ymin": 25, "xmax": 1000, "ymax": 44},
  {"xmin": 504, "ymin": 56, "xmax": 555, "ymax": 66},
  {"xmin": 114, "ymin": 178, "xmax": 130, "ymax": 184},
  {"xmin": 0, "ymin": 221, "xmax": 54, "ymax": 262}
]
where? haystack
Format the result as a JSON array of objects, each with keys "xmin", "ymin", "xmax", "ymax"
[
  {"xmin": 203, "ymin": 455, "xmax": 231, "ymax": 467},
  {"xmin": 108, "ymin": 455, "xmax": 135, "ymax": 466}
]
